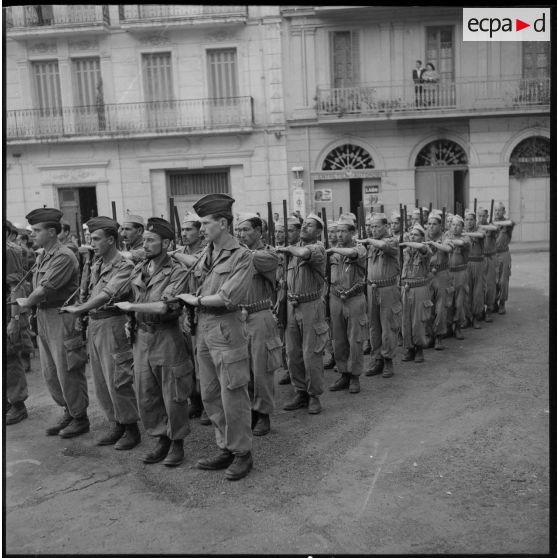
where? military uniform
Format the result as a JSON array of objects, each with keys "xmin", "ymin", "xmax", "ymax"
[
  {"xmin": 400, "ymin": 231, "xmax": 432, "ymax": 362},
  {"xmin": 86, "ymin": 250, "xmax": 139, "ymax": 434},
  {"xmin": 130, "ymin": 254, "xmax": 192, "ymax": 442},
  {"xmin": 328, "ymin": 229, "xmax": 368, "ymax": 390},
  {"xmin": 284, "ymin": 237, "xmax": 328, "ymax": 405},
  {"xmin": 365, "ymin": 228, "xmax": 400, "ymax": 376},
  {"xmin": 464, "ymin": 222, "xmax": 485, "ymax": 327},
  {"xmin": 494, "ymin": 218, "xmax": 514, "ymax": 313},
  {"xmin": 239, "ymin": 238, "xmax": 282, "ymax": 434},
  {"xmin": 25, "ymin": 208, "xmax": 89, "ymax": 437},
  {"xmin": 446, "ymin": 223, "xmax": 471, "ymax": 337}
]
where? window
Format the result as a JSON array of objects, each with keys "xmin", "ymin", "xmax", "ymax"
[
  {"xmin": 72, "ymin": 57, "xmax": 101, "ymax": 107},
  {"xmin": 169, "ymin": 170, "xmax": 230, "ymax": 197},
  {"xmin": 509, "ymin": 137, "xmax": 550, "ymax": 178},
  {"xmin": 426, "ymin": 26, "xmax": 454, "ymax": 81},
  {"xmin": 142, "ymin": 52, "xmax": 174, "ymax": 102},
  {"xmin": 32, "ymin": 60, "xmax": 62, "ymax": 114},
  {"xmin": 330, "ymin": 30, "xmax": 360, "ymax": 88},
  {"xmin": 522, "ymin": 42, "xmax": 550, "ymax": 79},
  {"xmin": 207, "ymin": 49, "xmax": 238, "ymax": 98}
]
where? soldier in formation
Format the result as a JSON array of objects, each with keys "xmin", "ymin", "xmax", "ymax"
[{"xmin": 7, "ymin": 197, "xmax": 515, "ymax": 483}]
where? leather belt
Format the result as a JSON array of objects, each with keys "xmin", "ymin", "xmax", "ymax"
[
  {"xmin": 401, "ymin": 277, "xmax": 431, "ymax": 289},
  {"xmin": 137, "ymin": 320, "xmax": 178, "ymax": 333},
  {"xmin": 483, "ymin": 252, "xmax": 496, "ymax": 257},
  {"xmin": 468, "ymin": 256, "xmax": 484, "ymax": 262},
  {"xmin": 332, "ymin": 283, "xmax": 365, "ymax": 300},
  {"xmin": 496, "ymin": 248, "xmax": 509, "ymax": 253},
  {"xmin": 198, "ymin": 306, "xmax": 237, "ymax": 316},
  {"xmin": 449, "ymin": 264, "xmax": 468, "ymax": 272},
  {"xmin": 239, "ymin": 299, "xmax": 272, "ymax": 314},
  {"xmin": 287, "ymin": 290, "xmax": 322, "ymax": 306},
  {"xmin": 89, "ymin": 309, "xmax": 123, "ymax": 320},
  {"xmin": 38, "ymin": 300, "xmax": 73, "ymax": 309},
  {"xmin": 431, "ymin": 262, "xmax": 449, "ymax": 273},
  {"xmin": 367, "ymin": 275, "xmax": 398, "ymax": 288}
]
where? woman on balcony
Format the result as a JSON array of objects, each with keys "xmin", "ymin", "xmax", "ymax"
[{"xmin": 422, "ymin": 63, "xmax": 440, "ymax": 108}]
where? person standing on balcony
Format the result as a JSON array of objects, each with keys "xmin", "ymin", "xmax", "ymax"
[
  {"xmin": 412, "ymin": 60, "xmax": 425, "ymax": 108},
  {"xmin": 422, "ymin": 63, "xmax": 440, "ymax": 107}
]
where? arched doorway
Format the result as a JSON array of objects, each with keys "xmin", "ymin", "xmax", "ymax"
[
  {"xmin": 314, "ymin": 143, "xmax": 377, "ymax": 216},
  {"xmin": 508, "ymin": 136, "xmax": 550, "ymax": 241},
  {"xmin": 414, "ymin": 139, "xmax": 468, "ymax": 213}
]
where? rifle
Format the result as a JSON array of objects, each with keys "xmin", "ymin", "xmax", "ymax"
[
  {"xmin": 169, "ymin": 197, "xmax": 176, "ymax": 250},
  {"xmin": 322, "ymin": 207, "xmax": 331, "ymax": 320},
  {"xmin": 267, "ymin": 202, "xmax": 275, "ymax": 247},
  {"xmin": 441, "ymin": 207, "xmax": 446, "ymax": 231},
  {"xmin": 403, "ymin": 205, "xmax": 408, "ymax": 233},
  {"xmin": 474, "ymin": 198, "xmax": 478, "ymax": 215},
  {"xmin": 419, "ymin": 205, "xmax": 424, "ymax": 227},
  {"xmin": 415, "ymin": 198, "xmax": 419, "ymax": 209},
  {"xmin": 276, "ymin": 199, "xmax": 289, "ymax": 330},
  {"xmin": 429, "ymin": 202, "xmax": 433, "ymax": 214},
  {"xmin": 399, "ymin": 203, "xmax": 404, "ymax": 268},
  {"xmin": 339, "ymin": 207, "xmax": 343, "ymax": 217},
  {"xmin": 489, "ymin": 199, "xmax": 494, "ymax": 223},
  {"xmin": 173, "ymin": 205, "xmax": 183, "ymax": 246}
]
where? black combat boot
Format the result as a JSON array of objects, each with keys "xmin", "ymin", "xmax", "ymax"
[
  {"xmin": 366, "ymin": 359, "xmax": 384, "ymax": 376},
  {"xmin": 434, "ymin": 335, "xmax": 445, "ymax": 351},
  {"xmin": 115, "ymin": 423, "xmax": 141, "ymax": 450},
  {"xmin": 283, "ymin": 391, "xmax": 309, "ymax": 411},
  {"xmin": 328, "ymin": 372, "xmax": 350, "ymax": 391},
  {"xmin": 46, "ymin": 407, "xmax": 72, "ymax": 436},
  {"xmin": 163, "ymin": 440, "xmax": 184, "ymax": 467},
  {"xmin": 59, "ymin": 414, "xmax": 90, "ymax": 438},
  {"xmin": 6, "ymin": 401, "xmax": 28, "ymax": 425},
  {"xmin": 97, "ymin": 422, "xmax": 126, "ymax": 446},
  {"xmin": 197, "ymin": 448, "xmax": 234, "ymax": 470},
  {"xmin": 252, "ymin": 413, "xmax": 270, "ymax": 436},
  {"xmin": 414, "ymin": 346, "xmax": 424, "ymax": 363},
  {"xmin": 349, "ymin": 375, "xmax": 360, "ymax": 394},
  {"xmin": 225, "ymin": 452, "xmax": 253, "ymax": 481},
  {"xmin": 382, "ymin": 358, "xmax": 394, "ymax": 378},
  {"xmin": 142, "ymin": 435, "xmax": 171, "ymax": 464},
  {"xmin": 402, "ymin": 348, "xmax": 415, "ymax": 361}
]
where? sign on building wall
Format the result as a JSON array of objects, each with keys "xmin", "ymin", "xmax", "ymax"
[
  {"xmin": 314, "ymin": 188, "xmax": 332, "ymax": 202},
  {"xmin": 292, "ymin": 187, "xmax": 306, "ymax": 216}
]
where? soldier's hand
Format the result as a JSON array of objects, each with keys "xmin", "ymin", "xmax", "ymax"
[
  {"xmin": 15, "ymin": 297, "xmax": 31, "ymax": 309},
  {"xmin": 115, "ymin": 301, "xmax": 133, "ymax": 312},
  {"xmin": 177, "ymin": 293, "xmax": 197, "ymax": 306},
  {"xmin": 275, "ymin": 246, "xmax": 290, "ymax": 254},
  {"xmin": 124, "ymin": 321, "xmax": 132, "ymax": 341},
  {"xmin": 355, "ymin": 238, "xmax": 369, "ymax": 245},
  {"xmin": 59, "ymin": 304, "xmax": 81, "ymax": 314}
]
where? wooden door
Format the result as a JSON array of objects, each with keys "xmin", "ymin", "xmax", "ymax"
[
  {"xmin": 509, "ymin": 176, "xmax": 549, "ymax": 241},
  {"xmin": 415, "ymin": 169, "xmax": 454, "ymax": 210}
]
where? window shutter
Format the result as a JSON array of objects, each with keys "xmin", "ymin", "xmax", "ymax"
[
  {"xmin": 73, "ymin": 58, "xmax": 101, "ymax": 107},
  {"xmin": 207, "ymin": 49, "xmax": 238, "ymax": 98},
  {"xmin": 142, "ymin": 52, "xmax": 173, "ymax": 102},
  {"xmin": 169, "ymin": 170, "xmax": 230, "ymax": 197},
  {"xmin": 33, "ymin": 60, "xmax": 62, "ymax": 113}
]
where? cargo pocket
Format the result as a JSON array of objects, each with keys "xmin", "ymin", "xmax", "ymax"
[
  {"xmin": 222, "ymin": 346, "xmax": 250, "ymax": 390},
  {"xmin": 358, "ymin": 317, "xmax": 369, "ymax": 342},
  {"xmin": 112, "ymin": 350, "xmax": 134, "ymax": 389},
  {"xmin": 390, "ymin": 303, "xmax": 402, "ymax": 331},
  {"xmin": 313, "ymin": 322, "xmax": 330, "ymax": 354},
  {"xmin": 421, "ymin": 300, "xmax": 434, "ymax": 323},
  {"xmin": 445, "ymin": 286, "xmax": 455, "ymax": 307},
  {"xmin": 63, "ymin": 335, "xmax": 87, "ymax": 372},
  {"xmin": 266, "ymin": 337, "xmax": 283, "ymax": 373},
  {"xmin": 168, "ymin": 363, "xmax": 192, "ymax": 403}
]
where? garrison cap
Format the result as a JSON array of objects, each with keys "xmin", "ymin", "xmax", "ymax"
[
  {"xmin": 495, "ymin": 202, "xmax": 506, "ymax": 209},
  {"xmin": 193, "ymin": 193, "xmax": 235, "ymax": 218},
  {"xmin": 327, "ymin": 220, "xmax": 338, "ymax": 230},
  {"xmin": 274, "ymin": 223, "xmax": 285, "ymax": 231},
  {"xmin": 411, "ymin": 208, "xmax": 421, "ymax": 216},
  {"xmin": 122, "ymin": 214, "xmax": 145, "ymax": 226},
  {"xmin": 86, "ymin": 216, "xmax": 120, "ymax": 234},
  {"xmin": 286, "ymin": 217, "xmax": 301, "ymax": 227},
  {"xmin": 181, "ymin": 211, "xmax": 201, "ymax": 226},
  {"xmin": 25, "ymin": 207, "xmax": 63, "ymax": 226},
  {"xmin": 410, "ymin": 223, "xmax": 426, "ymax": 236},
  {"xmin": 336, "ymin": 215, "xmax": 355, "ymax": 228},
  {"xmin": 451, "ymin": 214, "xmax": 464, "ymax": 224},
  {"xmin": 390, "ymin": 211, "xmax": 401, "ymax": 221},
  {"xmin": 477, "ymin": 206, "xmax": 488, "ymax": 214},
  {"xmin": 237, "ymin": 212, "xmax": 261, "ymax": 225},
  {"xmin": 464, "ymin": 208, "xmax": 476, "ymax": 217},
  {"xmin": 428, "ymin": 212, "xmax": 442, "ymax": 223},
  {"xmin": 339, "ymin": 212, "xmax": 357, "ymax": 224},
  {"xmin": 370, "ymin": 212, "xmax": 388, "ymax": 223},
  {"xmin": 305, "ymin": 212, "xmax": 324, "ymax": 229},
  {"xmin": 146, "ymin": 217, "xmax": 175, "ymax": 240}
]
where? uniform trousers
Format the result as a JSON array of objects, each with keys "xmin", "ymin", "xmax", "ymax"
[
  {"xmin": 329, "ymin": 293, "xmax": 367, "ymax": 376},
  {"xmin": 367, "ymin": 284, "xmax": 401, "ymax": 360},
  {"xmin": 37, "ymin": 309, "xmax": 89, "ymax": 417},
  {"xmin": 133, "ymin": 325, "xmax": 192, "ymax": 440},
  {"xmin": 88, "ymin": 315, "xmax": 139, "ymax": 425},
  {"xmin": 6, "ymin": 337, "xmax": 28, "ymax": 404},
  {"xmin": 467, "ymin": 261, "xmax": 486, "ymax": 319},
  {"xmin": 197, "ymin": 312, "xmax": 252, "ymax": 455},
  {"xmin": 243, "ymin": 309, "xmax": 282, "ymax": 415},
  {"xmin": 285, "ymin": 299, "xmax": 328, "ymax": 397},
  {"xmin": 428, "ymin": 269, "xmax": 451, "ymax": 338},
  {"xmin": 448, "ymin": 269, "xmax": 469, "ymax": 327},
  {"xmin": 496, "ymin": 250, "xmax": 512, "ymax": 303},
  {"xmin": 484, "ymin": 255, "xmax": 497, "ymax": 310},
  {"xmin": 401, "ymin": 283, "xmax": 432, "ymax": 349}
]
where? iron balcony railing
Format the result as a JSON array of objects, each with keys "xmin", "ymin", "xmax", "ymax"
[
  {"xmin": 6, "ymin": 5, "xmax": 110, "ymax": 28},
  {"xmin": 119, "ymin": 5, "xmax": 247, "ymax": 21},
  {"xmin": 316, "ymin": 77, "xmax": 551, "ymax": 117},
  {"xmin": 7, "ymin": 97, "xmax": 254, "ymax": 141}
]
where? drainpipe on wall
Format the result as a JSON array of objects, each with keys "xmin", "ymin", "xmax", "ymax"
[{"xmin": 259, "ymin": 18, "xmax": 273, "ymax": 206}]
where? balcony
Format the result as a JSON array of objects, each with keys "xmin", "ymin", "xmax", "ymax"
[
  {"xmin": 7, "ymin": 97, "xmax": 255, "ymax": 144},
  {"xmin": 119, "ymin": 5, "xmax": 247, "ymax": 30},
  {"xmin": 313, "ymin": 78, "xmax": 551, "ymax": 123},
  {"xmin": 6, "ymin": 5, "xmax": 110, "ymax": 38}
]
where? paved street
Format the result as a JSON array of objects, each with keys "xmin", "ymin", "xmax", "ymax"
[{"xmin": 4, "ymin": 251, "xmax": 550, "ymax": 554}]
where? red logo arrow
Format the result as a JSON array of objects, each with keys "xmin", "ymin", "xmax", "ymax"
[{"xmin": 516, "ymin": 18, "xmax": 530, "ymax": 31}]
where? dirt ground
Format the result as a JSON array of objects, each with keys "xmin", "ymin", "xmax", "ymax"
[{"xmin": 4, "ymin": 251, "xmax": 550, "ymax": 554}]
